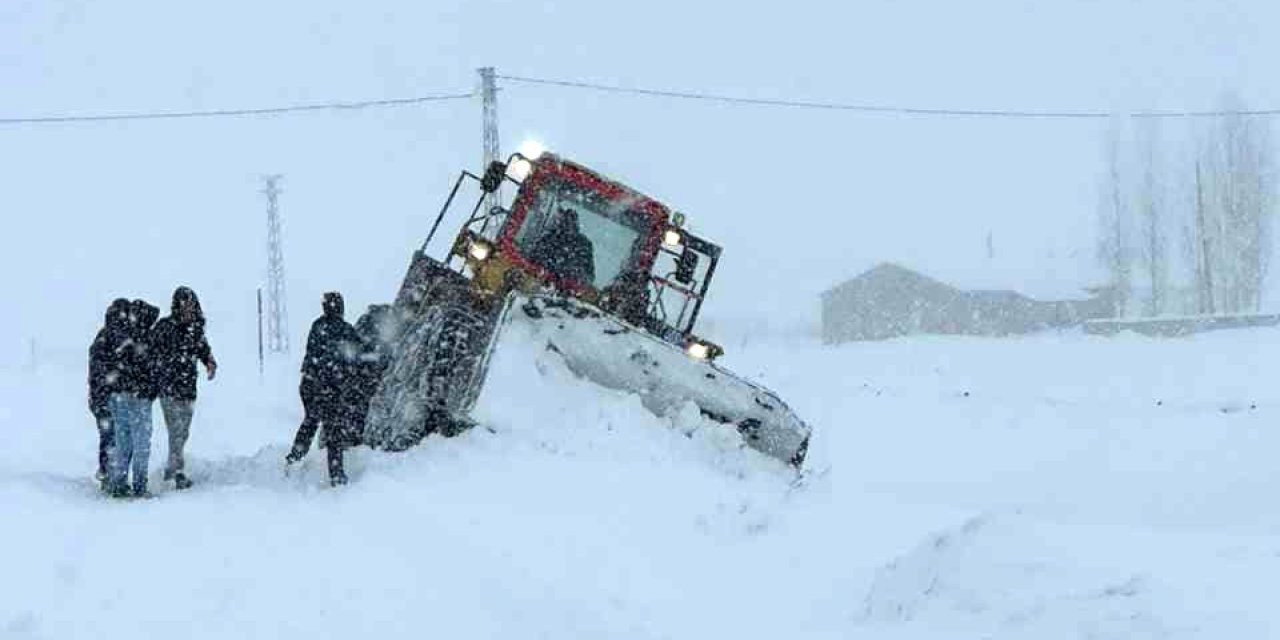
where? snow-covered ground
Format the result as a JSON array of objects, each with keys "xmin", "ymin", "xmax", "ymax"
[{"xmin": 3, "ymin": 326, "xmax": 1280, "ymax": 639}]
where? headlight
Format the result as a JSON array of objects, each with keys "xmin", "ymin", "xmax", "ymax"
[
  {"xmin": 518, "ymin": 139, "xmax": 546, "ymax": 159},
  {"xmin": 685, "ymin": 338, "xmax": 722, "ymax": 360},
  {"xmin": 663, "ymin": 229, "xmax": 683, "ymax": 249},
  {"xmin": 468, "ymin": 238, "xmax": 493, "ymax": 262},
  {"xmin": 686, "ymin": 342, "xmax": 710, "ymax": 359},
  {"xmin": 507, "ymin": 157, "xmax": 534, "ymax": 181}
]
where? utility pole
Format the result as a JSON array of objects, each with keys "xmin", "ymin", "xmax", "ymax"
[
  {"xmin": 262, "ymin": 174, "xmax": 290, "ymax": 354},
  {"xmin": 479, "ymin": 67, "xmax": 501, "ymax": 214}
]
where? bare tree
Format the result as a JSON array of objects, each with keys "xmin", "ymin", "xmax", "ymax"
[
  {"xmin": 1193, "ymin": 160, "xmax": 1216, "ymax": 313},
  {"xmin": 1199, "ymin": 94, "xmax": 1276, "ymax": 313},
  {"xmin": 1095, "ymin": 97, "xmax": 1273, "ymax": 319},
  {"xmin": 1097, "ymin": 120, "xmax": 1132, "ymax": 317},
  {"xmin": 1135, "ymin": 119, "xmax": 1169, "ymax": 315}
]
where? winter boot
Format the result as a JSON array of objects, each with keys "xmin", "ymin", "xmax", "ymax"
[{"xmin": 173, "ymin": 472, "xmax": 193, "ymax": 490}]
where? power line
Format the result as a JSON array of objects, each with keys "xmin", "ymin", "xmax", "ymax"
[
  {"xmin": 0, "ymin": 91, "xmax": 474, "ymax": 126},
  {"xmin": 498, "ymin": 74, "xmax": 1280, "ymax": 120},
  {"xmin": 8, "ymin": 72, "xmax": 1280, "ymax": 126}
]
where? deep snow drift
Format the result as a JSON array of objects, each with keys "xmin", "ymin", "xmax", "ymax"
[{"xmin": 3, "ymin": 326, "xmax": 1280, "ymax": 639}]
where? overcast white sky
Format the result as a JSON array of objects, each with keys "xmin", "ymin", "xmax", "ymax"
[{"xmin": 3, "ymin": 0, "xmax": 1278, "ymax": 365}]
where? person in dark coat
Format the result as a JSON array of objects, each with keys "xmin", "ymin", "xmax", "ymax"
[
  {"xmin": 528, "ymin": 207, "xmax": 596, "ymax": 287},
  {"xmin": 346, "ymin": 304, "xmax": 392, "ymax": 445},
  {"xmin": 88, "ymin": 298, "xmax": 131, "ymax": 484},
  {"xmin": 285, "ymin": 292, "xmax": 361, "ymax": 486},
  {"xmin": 105, "ymin": 299, "xmax": 160, "ymax": 497},
  {"xmin": 150, "ymin": 286, "xmax": 217, "ymax": 490}
]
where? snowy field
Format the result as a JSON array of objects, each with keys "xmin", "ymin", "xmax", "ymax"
[{"xmin": 3, "ymin": 326, "xmax": 1280, "ymax": 639}]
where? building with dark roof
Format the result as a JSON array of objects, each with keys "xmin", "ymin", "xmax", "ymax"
[{"xmin": 820, "ymin": 263, "xmax": 1114, "ymax": 343}]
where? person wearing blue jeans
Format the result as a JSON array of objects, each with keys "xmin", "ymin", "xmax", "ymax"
[
  {"xmin": 89, "ymin": 298, "xmax": 131, "ymax": 485},
  {"xmin": 107, "ymin": 392, "xmax": 153, "ymax": 496},
  {"xmin": 103, "ymin": 299, "xmax": 160, "ymax": 498}
]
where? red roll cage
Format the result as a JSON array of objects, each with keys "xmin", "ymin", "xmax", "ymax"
[{"xmin": 495, "ymin": 154, "xmax": 670, "ymax": 297}]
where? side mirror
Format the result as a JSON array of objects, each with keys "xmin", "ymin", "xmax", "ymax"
[
  {"xmin": 480, "ymin": 161, "xmax": 506, "ymax": 193},
  {"xmin": 675, "ymin": 249, "xmax": 698, "ymax": 285}
]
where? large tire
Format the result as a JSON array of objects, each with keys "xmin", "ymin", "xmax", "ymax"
[
  {"xmin": 364, "ymin": 304, "xmax": 491, "ymax": 451},
  {"xmin": 422, "ymin": 306, "xmax": 490, "ymax": 436}
]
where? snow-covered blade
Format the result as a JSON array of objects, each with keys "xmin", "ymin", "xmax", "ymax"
[{"xmin": 495, "ymin": 294, "xmax": 811, "ymax": 466}]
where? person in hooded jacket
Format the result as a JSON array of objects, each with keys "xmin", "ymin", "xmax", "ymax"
[
  {"xmin": 105, "ymin": 299, "xmax": 160, "ymax": 497},
  {"xmin": 150, "ymin": 286, "xmax": 217, "ymax": 490},
  {"xmin": 88, "ymin": 298, "xmax": 131, "ymax": 485},
  {"xmin": 285, "ymin": 292, "xmax": 361, "ymax": 486}
]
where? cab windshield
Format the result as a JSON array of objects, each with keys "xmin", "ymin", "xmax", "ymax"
[{"xmin": 513, "ymin": 176, "xmax": 652, "ymax": 290}]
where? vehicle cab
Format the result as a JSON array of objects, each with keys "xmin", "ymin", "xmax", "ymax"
[{"xmin": 429, "ymin": 150, "xmax": 725, "ymax": 360}]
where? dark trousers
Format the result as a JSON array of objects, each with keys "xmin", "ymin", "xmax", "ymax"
[
  {"xmin": 96, "ymin": 415, "xmax": 114, "ymax": 475},
  {"xmin": 290, "ymin": 413, "xmax": 320, "ymax": 456},
  {"xmin": 291, "ymin": 392, "xmax": 348, "ymax": 485}
]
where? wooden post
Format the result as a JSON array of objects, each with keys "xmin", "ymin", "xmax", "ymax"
[{"xmin": 257, "ymin": 288, "xmax": 265, "ymax": 377}]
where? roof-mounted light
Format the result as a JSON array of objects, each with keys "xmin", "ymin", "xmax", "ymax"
[
  {"xmin": 517, "ymin": 139, "xmax": 546, "ymax": 160},
  {"xmin": 507, "ymin": 157, "xmax": 534, "ymax": 181}
]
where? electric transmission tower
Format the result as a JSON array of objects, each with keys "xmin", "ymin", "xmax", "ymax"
[
  {"xmin": 262, "ymin": 174, "xmax": 290, "ymax": 354},
  {"xmin": 479, "ymin": 67, "xmax": 501, "ymax": 213}
]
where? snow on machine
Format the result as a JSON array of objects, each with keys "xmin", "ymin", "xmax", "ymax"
[{"xmin": 360, "ymin": 148, "xmax": 811, "ymax": 468}]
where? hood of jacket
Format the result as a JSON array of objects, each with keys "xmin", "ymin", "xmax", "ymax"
[
  {"xmin": 129, "ymin": 299, "xmax": 160, "ymax": 335},
  {"xmin": 171, "ymin": 286, "xmax": 205, "ymax": 323},
  {"xmin": 104, "ymin": 298, "xmax": 131, "ymax": 331}
]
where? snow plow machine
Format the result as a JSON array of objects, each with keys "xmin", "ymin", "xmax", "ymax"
[{"xmin": 360, "ymin": 149, "xmax": 811, "ymax": 468}]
